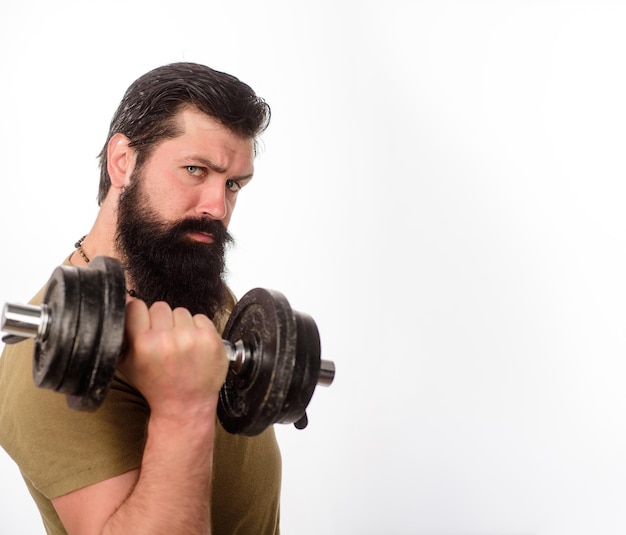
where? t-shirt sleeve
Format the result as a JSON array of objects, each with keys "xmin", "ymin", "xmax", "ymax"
[{"xmin": 0, "ymin": 335, "xmax": 149, "ymax": 499}]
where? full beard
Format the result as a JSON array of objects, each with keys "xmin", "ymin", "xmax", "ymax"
[{"xmin": 114, "ymin": 173, "xmax": 234, "ymax": 320}]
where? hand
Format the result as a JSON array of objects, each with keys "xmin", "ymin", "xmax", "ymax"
[{"xmin": 119, "ymin": 299, "xmax": 228, "ymax": 419}]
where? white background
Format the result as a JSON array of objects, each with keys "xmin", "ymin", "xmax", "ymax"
[{"xmin": 1, "ymin": 1, "xmax": 626, "ymax": 534}]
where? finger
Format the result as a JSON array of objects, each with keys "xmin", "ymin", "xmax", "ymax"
[
  {"xmin": 148, "ymin": 301, "xmax": 175, "ymax": 330},
  {"xmin": 172, "ymin": 307, "xmax": 194, "ymax": 328},
  {"xmin": 192, "ymin": 313, "xmax": 214, "ymax": 331},
  {"xmin": 125, "ymin": 299, "xmax": 151, "ymax": 339}
]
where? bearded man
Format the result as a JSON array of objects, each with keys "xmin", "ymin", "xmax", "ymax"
[{"xmin": 0, "ymin": 62, "xmax": 281, "ymax": 535}]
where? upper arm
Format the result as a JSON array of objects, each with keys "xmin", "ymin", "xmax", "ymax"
[{"xmin": 52, "ymin": 469, "xmax": 140, "ymax": 535}]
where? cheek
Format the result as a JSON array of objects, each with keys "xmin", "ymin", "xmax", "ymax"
[
  {"xmin": 223, "ymin": 197, "xmax": 238, "ymax": 227},
  {"xmin": 143, "ymin": 182, "xmax": 191, "ymax": 220}
]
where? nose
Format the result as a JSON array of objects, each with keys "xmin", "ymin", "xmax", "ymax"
[{"xmin": 196, "ymin": 181, "xmax": 227, "ymax": 220}]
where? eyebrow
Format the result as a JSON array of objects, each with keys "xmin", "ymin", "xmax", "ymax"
[{"xmin": 186, "ymin": 156, "xmax": 254, "ymax": 181}]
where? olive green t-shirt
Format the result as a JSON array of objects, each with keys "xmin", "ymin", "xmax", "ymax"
[{"xmin": 0, "ymin": 258, "xmax": 281, "ymax": 534}]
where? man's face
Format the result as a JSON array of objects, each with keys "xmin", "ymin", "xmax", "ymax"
[
  {"xmin": 131, "ymin": 106, "xmax": 255, "ymax": 230},
  {"xmin": 115, "ymin": 107, "xmax": 255, "ymax": 318}
]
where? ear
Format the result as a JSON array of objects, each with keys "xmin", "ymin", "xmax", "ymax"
[{"xmin": 107, "ymin": 133, "xmax": 134, "ymax": 188}]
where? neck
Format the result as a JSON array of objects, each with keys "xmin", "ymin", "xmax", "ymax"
[{"xmin": 69, "ymin": 194, "xmax": 121, "ymax": 267}]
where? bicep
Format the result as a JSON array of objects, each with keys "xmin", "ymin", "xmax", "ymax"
[{"xmin": 52, "ymin": 468, "xmax": 139, "ymax": 535}]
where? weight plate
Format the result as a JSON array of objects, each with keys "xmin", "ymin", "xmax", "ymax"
[
  {"xmin": 33, "ymin": 266, "xmax": 81, "ymax": 391},
  {"xmin": 57, "ymin": 262, "xmax": 106, "ymax": 396},
  {"xmin": 66, "ymin": 256, "xmax": 127, "ymax": 411},
  {"xmin": 219, "ymin": 288, "xmax": 297, "ymax": 436},
  {"xmin": 275, "ymin": 310, "xmax": 321, "ymax": 427}
]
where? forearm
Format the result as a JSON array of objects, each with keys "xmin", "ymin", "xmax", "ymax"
[{"xmin": 103, "ymin": 402, "xmax": 218, "ymax": 535}]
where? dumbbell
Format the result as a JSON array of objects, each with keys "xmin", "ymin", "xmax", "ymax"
[{"xmin": 1, "ymin": 256, "xmax": 335, "ymax": 436}]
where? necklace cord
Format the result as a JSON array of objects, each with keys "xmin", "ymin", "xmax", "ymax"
[
  {"xmin": 75, "ymin": 235, "xmax": 90, "ymax": 264},
  {"xmin": 76, "ymin": 236, "xmax": 140, "ymax": 299}
]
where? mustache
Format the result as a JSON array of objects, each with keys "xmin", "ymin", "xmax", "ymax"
[{"xmin": 168, "ymin": 217, "xmax": 234, "ymax": 245}]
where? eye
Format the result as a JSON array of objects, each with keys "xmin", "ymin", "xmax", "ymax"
[
  {"xmin": 226, "ymin": 179, "xmax": 242, "ymax": 192},
  {"xmin": 186, "ymin": 165, "xmax": 204, "ymax": 177}
]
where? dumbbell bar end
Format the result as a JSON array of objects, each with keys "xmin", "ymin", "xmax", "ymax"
[{"xmin": 1, "ymin": 302, "xmax": 51, "ymax": 345}]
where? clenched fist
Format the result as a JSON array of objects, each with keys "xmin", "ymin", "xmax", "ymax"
[{"xmin": 119, "ymin": 299, "xmax": 229, "ymax": 420}]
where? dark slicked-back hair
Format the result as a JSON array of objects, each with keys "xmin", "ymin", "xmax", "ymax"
[{"xmin": 97, "ymin": 62, "xmax": 271, "ymax": 205}]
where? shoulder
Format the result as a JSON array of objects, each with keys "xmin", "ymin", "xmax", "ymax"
[{"xmin": 214, "ymin": 285, "xmax": 237, "ymax": 335}]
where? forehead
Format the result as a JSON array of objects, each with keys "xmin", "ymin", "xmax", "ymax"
[
  {"xmin": 156, "ymin": 106, "xmax": 255, "ymax": 171},
  {"xmin": 176, "ymin": 106, "xmax": 252, "ymax": 146}
]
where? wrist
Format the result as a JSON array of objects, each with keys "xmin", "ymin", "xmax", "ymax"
[{"xmin": 148, "ymin": 393, "xmax": 219, "ymax": 429}]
